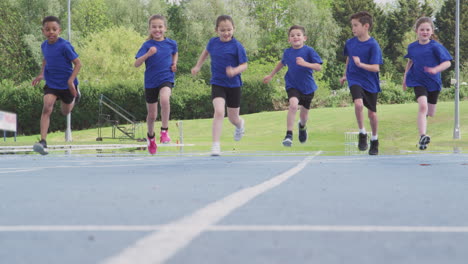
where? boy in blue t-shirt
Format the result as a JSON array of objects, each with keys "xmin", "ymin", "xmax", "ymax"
[
  {"xmin": 263, "ymin": 25, "xmax": 322, "ymax": 147},
  {"xmin": 31, "ymin": 16, "xmax": 81, "ymax": 155},
  {"xmin": 340, "ymin": 11, "xmax": 383, "ymax": 155}
]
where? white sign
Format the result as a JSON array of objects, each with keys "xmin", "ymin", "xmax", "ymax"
[{"xmin": 0, "ymin": 111, "xmax": 17, "ymax": 132}]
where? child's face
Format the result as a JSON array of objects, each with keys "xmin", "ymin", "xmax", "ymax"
[
  {"xmin": 351, "ymin": 19, "xmax": 369, "ymax": 38},
  {"xmin": 416, "ymin": 22, "xmax": 433, "ymax": 43},
  {"xmin": 216, "ymin": 20, "xmax": 234, "ymax": 42},
  {"xmin": 149, "ymin": 19, "xmax": 167, "ymax": 41},
  {"xmin": 42, "ymin": 21, "xmax": 61, "ymax": 44},
  {"xmin": 288, "ymin": 29, "xmax": 307, "ymax": 49}
]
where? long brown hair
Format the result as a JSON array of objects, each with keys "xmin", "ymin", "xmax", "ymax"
[{"xmin": 414, "ymin": 17, "xmax": 439, "ymax": 41}]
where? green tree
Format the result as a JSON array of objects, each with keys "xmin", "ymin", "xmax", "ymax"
[
  {"xmin": 384, "ymin": 0, "xmax": 433, "ymax": 75},
  {"xmin": 0, "ymin": 1, "xmax": 40, "ymax": 83},
  {"xmin": 73, "ymin": 0, "xmax": 111, "ymax": 38},
  {"xmin": 435, "ymin": 0, "xmax": 468, "ymax": 87}
]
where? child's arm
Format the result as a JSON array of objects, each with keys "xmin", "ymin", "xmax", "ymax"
[
  {"xmin": 32, "ymin": 59, "xmax": 46, "ymax": 86},
  {"xmin": 339, "ymin": 57, "xmax": 349, "ymax": 86},
  {"xmin": 191, "ymin": 49, "xmax": 209, "ymax": 75},
  {"xmin": 402, "ymin": 59, "xmax": 413, "ymax": 91},
  {"xmin": 263, "ymin": 61, "xmax": 284, "ymax": 84},
  {"xmin": 171, "ymin": 52, "xmax": 178, "ymax": 72},
  {"xmin": 68, "ymin": 57, "xmax": 82, "ymax": 97},
  {"xmin": 135, "ymin": 46, "xmax": 157, "ymax": 68},
  {"xmin": 296, "ymin": 57, "xmax": 322, "ymax": 71},
  {"xmin": 424, "ymin": 61, "xmax": 451, "ymax": 75},
  {"xmin": 226, "ymin": 63, "xmax": 248, "ymax": 78},
  {"xmin": 352, "ymin": 56, "xmax": 379, "ymax": 72}
]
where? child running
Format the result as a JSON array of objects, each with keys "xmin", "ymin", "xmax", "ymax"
[
  {"xmin": 340, "ymin": 11, "xmax": 383, "ymax": 155},
  {"xmin": 31, "ymin": 16, "xmax": 81, "ymax": 155},
  {"xmin": 135, "ymin": 14, "xmax": 178, "ymax": 154},
  {"xmin": 191, "ymin": 15, "xmax": 248, "ymax": 156},
  {"xmin": 263, "ymin": 25, "xmax": 322, "ymax": 147},
  {"xmin": 403, "ymin": 17, "xmax": 452, "ymax": 150}
]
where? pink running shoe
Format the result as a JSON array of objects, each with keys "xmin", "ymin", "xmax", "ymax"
[
  {"xmin": 160, "ymin": 130, "xmax": 171, "ymax": 144},
  {"xmin": 147, "ymin": 136, "xmax": 157, "ymax": 154}
]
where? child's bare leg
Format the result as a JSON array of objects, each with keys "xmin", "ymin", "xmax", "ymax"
[
  {"xmin": 40, "ymin": 94, "xmax": 57, "ymax": 140},
  {"xmin": 427, "ymin": 103, "xmax": 436, "ymax": 117},
  {"xmin": 212, "ymin": 98, "xmax": 225, "ymax": 143},
  {"xmin": 159, "ymin": 87, "xmax": 171, "ymax": 129},
  {"xmin": 227, "ymin": 107, "xmax": 241, "ymax": 127},
  {"xmin": 146, "ymin": 102, "xmax": 158, "ymax": 136},
  {"xmin": 368, "ymin": 110, "xmax": 378, "ymax": 137},
  {"xmin": 354, "ymin": 98, "xmax": 365, "ymax": 130},
  {"xmin": 299, "ymin": 106, "xmax": 309, "ymax": 126},
  {"xmin": 417, "ymin": 96, "xmax": 428, "ymax": 135},
  {"xmin": 287, "ymin": 97, "xmax": 299, "ymax": 131}
]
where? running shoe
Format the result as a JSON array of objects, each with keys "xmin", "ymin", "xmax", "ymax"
[
  {"xmin": 418, "ymin": 135, "xmax": 431, "ymax": 150},
  {"xmin": 211, "ymin": 142, "xmax": 221, "ymax": 156},
  {"xmin": 33, "ymin": 139, "xmax": 48, "ymax": 155},
  {"xmin": 147, "ymin": 135, "xmax": 157, "ymax": 154},
  {"xmin": 234, "ymin": 118, "xmax": 245, "ymax": 141},
  {"xmin": 298, "ymin": 121, "xmax": 308, "ymax": 143},
  {"xmin": 369, "ymin": 139, "xmax": 379, "ymax": 155},
  {"xmin": 358, "ymin": 133, "xmax": 368, "ymax": 151},
  {"xmin": 282, "ymin": 134, "xmax": 293, "ymax": 147},
  {"xmin": 160, "ymin": 130, "xmax": 171, "ymax": 144}
]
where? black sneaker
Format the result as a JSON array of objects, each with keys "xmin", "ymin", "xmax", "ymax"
[
  {"xmin": 369, "ymin": 139, "xmax": 379, "ymax": 155},
  {"xmin": 418, "ymin": 135, "xmax": 431, "ymax": 150},
  {"xmin": 358, "ymin": 133, "xmax": 368, "ymax": 151},
  {"xmin": 298, "ymin": 121, "xmax": 308, "ymax": 143},
  {"xmin": 33, "ymin": 139, "xmax": 48, "ymax": 155},
  {"xmin": 282, "ymin": 134, "xmax": 293, "ymax": 147}
]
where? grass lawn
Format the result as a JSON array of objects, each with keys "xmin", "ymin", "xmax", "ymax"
[{"xmin": 2, "ymin": 101, "xmax": 467, "ymax": 155}]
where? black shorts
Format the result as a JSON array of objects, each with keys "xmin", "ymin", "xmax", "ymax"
[
  {"xmin": 145, "ymin": 82, "xmax": 173, "ymax": 104},
  {"xmin": 412, "ymin": 86, "xmax": 440, "ymax": 104},
  {"xmin": 286, "ymin": 88, "xmax": 315, "ymax": 109},
  {"xmin": 350, "ymin": 85, "xmax": 378, "ymax": 113},
  {"xmin": 211, "ymin": 85, "xmax": 241, "ymax": 108},
  {"xmin": 43, "ymin": 85, "xmax": 75, "ymax": 104}
]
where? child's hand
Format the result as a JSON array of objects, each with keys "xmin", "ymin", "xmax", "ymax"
[
  {"xmin": 68, "ymin": 81, "xmax": 78, "ymax": 97},
  {"xmin": 352, "ymin": 56, "xmax": 361, "ymax": 67},
  {"xmin": 339, "ymin": 76, "xmax": 347, "ymax": 86},
  {"xmin": 147, "ymin": 46, "xmax": 157, "ymax": 56},
  {"xmin": 263, "ymin": 75, "xmax": 272, "ymax": 84},
  {"xmin": 226, "ymin": 66, "xmax": 237, "ymax": 78},
  {"xmin": 191, "ymin": 66, "xmax": 201, "ymax": 76},
  {"xmin": 32, "ymin": 75, "xmax": 43, "ymax": 86},
  {"xmin": 296, "ymin": 57, "xmax": 306, "ymax": 67},
  {"xmin": 424, "ymin": 66, "xmax": 438, "ymax": 75},
  {"xmin": 171, "ymin": 63, "xmax": 177, "ymax": 72}
]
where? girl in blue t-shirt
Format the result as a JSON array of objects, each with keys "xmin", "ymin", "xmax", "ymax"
[
  {"xmin": 191, "ymin": 15, "xmax": 248, "ymax": 156},
  {"xmin": 263, "ymin": 25, "xmax": 322, "ymax": 147},
  {"xmin": 403, "ymin": 17, "xmax": 452, "ymax": 150},
  {"xmin": 135, "ymin": 15, "xmax": 178, "ymax": 154}
]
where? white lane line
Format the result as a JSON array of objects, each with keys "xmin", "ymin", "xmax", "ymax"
[
  {"xmin": 100, "ymin": 152, "xmax": 322, "ymax": 264},
  {"xmin": 3, "ymin": 225, "xmax": 468, "ymax": 233}
]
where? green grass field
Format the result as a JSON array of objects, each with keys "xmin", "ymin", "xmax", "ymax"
[{"xmin": 2, "ymin": 101, "xmax": 467, "ymax": 155}]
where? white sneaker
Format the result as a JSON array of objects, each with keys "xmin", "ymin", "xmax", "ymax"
[
  {"xmin": 234, "ymin": 118, "xmax": 245, "ymax": 141},
  {"xmin": 211, "ymin": 143, "xmax": 221, "ymax": 156}
]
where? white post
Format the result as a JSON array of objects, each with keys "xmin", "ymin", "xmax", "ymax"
[
  {"xmin": 65, "ymin": 0, "xmax": 72, "ymax": 142},
  {"xmin": 453, "ymin": 0, "xmax": 461, "ymax": 139}
]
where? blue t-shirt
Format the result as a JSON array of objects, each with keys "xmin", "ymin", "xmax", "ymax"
[
  {"xmin": 135, "ymin": 38, "xmax": 178, "ymax": 89},
  {"xmin": 344, "ymin": 37, "xmax": 383, "ymax": 93},
  {"xmin": 404, "ymin": 40, "xmax": 453, "ymax": 92},
  {"xmin": 42, "ymin": 38, "xmax": 79, "ymax": 90},
  {"xmin": 206, "ymin": 37, "xmax": 248, "ymax": 88},
  {"xmin": 281, "ymin": 45, "xmax": 323, "ymax": 95}
]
